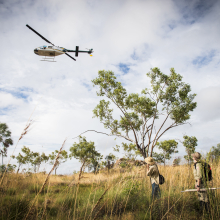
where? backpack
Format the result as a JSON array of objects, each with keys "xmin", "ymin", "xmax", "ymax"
[
  {"xmin": 155, "ymin": 164, "xmax": 165, "ymax": 185},
  {"xmin": 202, "ymin": 162, "xmax": 212, "ymax": 181},
  {"xmin": 159, "ymin": 174, "xmax": 165, "ymax": 185}
]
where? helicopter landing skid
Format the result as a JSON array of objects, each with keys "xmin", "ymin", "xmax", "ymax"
[{"xmin": 40, "ymin": 56, "xmax": 56, "ymax": 62}]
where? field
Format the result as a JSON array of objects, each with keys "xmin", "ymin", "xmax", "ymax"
[{"xmin": 0, "ymin": 164, "xmax": 220, "ymax": 220}]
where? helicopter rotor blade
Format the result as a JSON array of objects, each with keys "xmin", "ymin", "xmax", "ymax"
[
  {"xmin": 65, "ymin": 53, "xmax": 76, "ymax": 61},
  {"xmin": 26, "ymin": 24, "xmax": 55, "ymax": 46}
]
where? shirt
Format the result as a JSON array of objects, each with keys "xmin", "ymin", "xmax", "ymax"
[
  {"xmin": 193, "ymin": 161, "xmax": 202, "ymax": 181},
  {"xmin": 147, "ymin": 164, "xmax": 159, "ymax": 185}
]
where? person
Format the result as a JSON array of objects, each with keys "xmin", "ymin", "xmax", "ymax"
[
  {"xmin": 145, "ymin": 157, "xmax": 160, "ymax": 200},
  {"xmin": 192, "ymin": 152, "xmax": 209, "ymax": 212}
]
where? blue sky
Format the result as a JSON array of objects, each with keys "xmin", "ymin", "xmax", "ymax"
[{"xmin": 0, "ymin": 0, "xmax": 220, "ymax": 174}]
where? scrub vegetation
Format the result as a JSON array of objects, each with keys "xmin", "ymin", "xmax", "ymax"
[{"xmin": 0, "ymin": 163, "xmax": 220, "ymax": 220}]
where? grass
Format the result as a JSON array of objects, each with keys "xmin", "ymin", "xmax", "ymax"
[{"xmin": 0, "ymin": 164, "xmax": 220, "ymax": 219}]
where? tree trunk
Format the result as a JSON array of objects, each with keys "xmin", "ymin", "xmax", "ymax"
[
  {"xmin": 17, "ymin": 164, "xmax": 21, "ymax": 174},
  {"xmin": 164, "ymin": 152, "xmax": 166, "ymax": 167},
  {"xmin": 107, "ymin": 161, "xmax": 110, "ymax": 174}
]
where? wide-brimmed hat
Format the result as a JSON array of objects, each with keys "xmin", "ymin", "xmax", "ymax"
[
  {"xmin": 144, "ymin": 157, "xmax": 155, "ymax": 165},
  {"xmin": 191, "ymin": 152, "xmax": 201, "ymax": 161}
]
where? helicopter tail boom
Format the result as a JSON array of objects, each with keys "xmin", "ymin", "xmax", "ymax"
[{"xmin": 66, "ymin": 46, "xmax": 93, "ymax": 56}]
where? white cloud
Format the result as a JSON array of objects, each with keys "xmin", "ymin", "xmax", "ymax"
[{"xmin": 1, "ymin": 0, "xmax": 220, "ymax": 173}]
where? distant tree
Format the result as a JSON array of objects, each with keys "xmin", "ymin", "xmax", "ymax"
[
  {"xmin": 0, "ymin": 164, "xmax": 16, "ymax": 173},
  {"xmin": 0, "ymin": 122, "xmax": 13, "ymax": 166},
  {"xmin": 69, "ymin": 136, "xmax": 101, "ymax": 181},
  {"xmin": 30, "ymin": 152, "xmax": 49, "ymax": 173},
  {"xmin": 156, "ymin": 140, "xmax": 178, "ymax": 166},
  {"xmin": 183, "ymin": 135, "xmax": 197, "ymax": 166},
  {"xmin": 88, "ymin": 154, "xmax": 103, "ymax": 174},
  {"xmin": 152, "ymin": 152, "xmax": 164, "ymax": 164},
  {"xmin": 12, "ymin": 146, "xmax": 49, "ymax": 173},
  {"xmin": 49, "ymin": 150, "xmax": 68, "ymax": 175},
  {"xmin": 206, "ymin": 143, "xmax": 220, "ymax": 163},
  {"xmin": 92, "ymin": 68, "xmax": 196, "ymax": 159},
  {"xmin": 172, "ymin": 157, "xmax": 181, "ymax": 166},
  {"xmin": 12, "ymin": 146, "xmax": 33, "ymax": 173},
  {"xmin": 103, "ymin": 153, "xmax": 117, "ymax": 172},
  {"xmin": 113, "ymin": 142, "xmax": 141, "ymax": 160}
]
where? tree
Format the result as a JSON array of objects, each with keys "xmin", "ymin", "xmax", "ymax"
[
  {"xmin": 49, "ymin": 150, "xmax": 68, "ymax": 175},
  {"xmin": 172, "ymin": 157, "xmax": 181, "ymax": 166},
  {"xmin": 92, "ymin": 68, "xmax": 196, "ymax": 158},
  {"xmin": 0, "ymin": 164, "xmax": 16, "ymax": 173},
  {"xmin": 11, "ymin": 153, "xmax": 26, "ymax": 173},
  {"xmin": 103, "ymin": 153, "xmax": 116, "ymax": 171},
  {"xmin": 152, "ymin": 152, "xmax": 164, "ymax": 164},
  {"xmin": 12, "ymin": 146, "xmax": 33, "ymax": 173},
  {"xmin": 155, "ymin": 140, "xmax": 178, "ymax": 166},
  {"xmin": 183, "ymin": 135, "xmax": 197, "ymax": 166},
  {"xmin": 88, "ymin": 154, "xmax": 103, "ymax": 174},
  {"xmin": 69, "ymin": 136, "xmax": 101, "ymax": 180},
  {"xmin": 0, "ymin": 122, "xmax": 13, "ymax": 166},
  {"xmin": 12, "ymin": 146, "xmax": 49, "ymax": 173},
  {"xmin": 114, "ymin": 142, "xmax": 141, "ymax": 160},
  {"xmin": 206, "ymin": 143, "xmax": 220, "ymax": 163},
  {"xmin": 30, "ymin": 152, "xmax": 49, "ymax": 173}
]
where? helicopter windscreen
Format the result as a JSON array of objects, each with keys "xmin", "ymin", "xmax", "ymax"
[{"xmin": 39, "ymin": 46, "xmax": 47, "ymax": 49}]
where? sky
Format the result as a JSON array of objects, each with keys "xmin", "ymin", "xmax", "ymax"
[{"xmin": 0, "ymin": 0, "xmax": 220, "ymax": 174}]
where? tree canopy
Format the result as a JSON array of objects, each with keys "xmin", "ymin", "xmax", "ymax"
[
  {"xmin": 49, "ymin": 150, "xmax": 68, "ymax": 175},
  {"xmin": 183, "ymin": 135, "xmax": 197, "ymax": 166},
  {"xmin": 92, "ymin": 68, "xmax": 197, "ymax": 158},
  {"xmin": 0, "ymin": 122, "xmax": 13, "ymax": 164},
  {"xmin": 206, "ymin": 143, "xmax": 220, "ymax": 163},
  {"xmin": 69, "ymin": 136, "xmax": 102, "ymax": 174},
  {"xmin": 155, "ymin": 139, "xmax": 178, "ymax": 166}
]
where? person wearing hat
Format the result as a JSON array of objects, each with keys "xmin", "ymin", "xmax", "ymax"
[
  {"xmin": 192, "ymin": 152, "xmax": 209, "ymax": 212},
  {"xmin": 145, "ymin": 157, "xmax": 160, "ymax": 200}
]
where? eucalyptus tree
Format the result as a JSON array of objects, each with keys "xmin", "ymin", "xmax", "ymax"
[
  {"xmin": 12, "ymin": 146, "xmax": 49, "ymax": 173},
  {"xmin": 206, "ymin": 143, "xmax": 220, "ymax": 163},
  {"xmin": 69, "ymin": 136, "xmax": 101, "ymax": 177},
  {"xmin": 49, "ymin": 150, "xmax": 68, "ymax": 175},
  {"xmin": 30, "ymin": 152, "xmax": 49, "ymax": 173},
  {"xmin": 183, "ymin": 135, "xmax": 197, "ymax": 166},
  {"xmin": 156, "ymin": 139, "xmax": 178, "ymax": 166},
  {"xmin": 0, "ymin": 122, "xmax": 13, "ymax": 165},
  {"xmin": 0, "ymin": 164, "xmax": 16, "ymax": 172},
  {"xmin": 11, "ymin": 146, "xmax": 31, "ymax": 173},
  {"xmin": 152, "ymin": 152, "xmax": 164, "ymax": 164},
  {"xmin": 92, "ymin": 68, "xmax": 197, "ymax": 158}
]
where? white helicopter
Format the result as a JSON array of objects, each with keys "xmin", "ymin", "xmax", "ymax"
[{"xmin": 26, "ymin": 24, "xmax": 93, "ymax": 62}]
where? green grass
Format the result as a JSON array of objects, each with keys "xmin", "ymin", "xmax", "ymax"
[{"xmin": 0, "ymin": 166, "xmax": 220, "ymax": 219}]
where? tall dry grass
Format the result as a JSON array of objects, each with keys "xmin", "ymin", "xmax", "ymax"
[{"xmin": 0, "ymin": 163, "xmax": 220, "ymax": 219}]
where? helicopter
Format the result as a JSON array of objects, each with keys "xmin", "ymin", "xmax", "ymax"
[{"xmin": 26, "ymin": 24, "xmax": 93, "ymax": 62}]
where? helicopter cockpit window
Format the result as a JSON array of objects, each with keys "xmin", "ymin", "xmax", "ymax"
[
  {"xmin": 39, "ymin": 46, "xmax": 47, "ymax": 49},
  {"xmin": 54, "ymin": 46, "xmax": 63, "ymax": 51}
]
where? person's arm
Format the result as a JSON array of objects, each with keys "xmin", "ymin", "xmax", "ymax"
[
  {"xmin": 195, "ymin": 163, "xmax": 202, "ymax": 192},
  {"xmin": 147, "ymin": 165, "xmax": 154, "ymax": 176},
  {"xmin": 147, "ymin": 164, "xmax": 149, "ymax": 172},
  {"xmin": 196, "ymin": 179, "xmax": 201, "ymax": 192}
]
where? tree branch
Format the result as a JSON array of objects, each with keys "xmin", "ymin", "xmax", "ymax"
[
  {"xmin": 102, "ymin": 87, "xmax": 140, "ymax": 153},
  {"xmin": 72, "ymin": 130, "xmax": 135, "ymax": 143}
]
